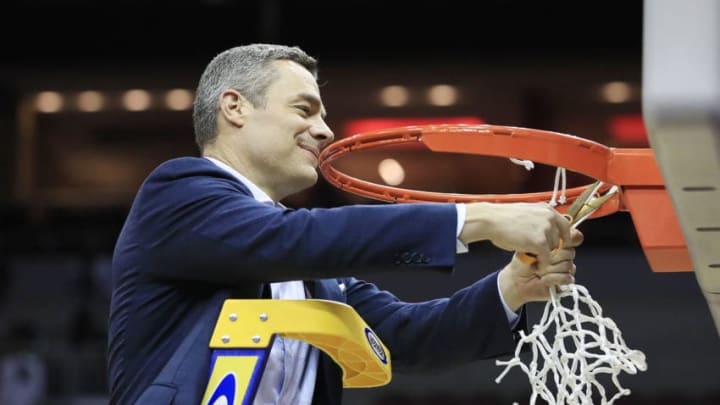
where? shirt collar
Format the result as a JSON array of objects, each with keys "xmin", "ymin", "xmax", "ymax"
[{"xmin": 204, "ymin": 156, "xmax": 274, "ymax": 204}]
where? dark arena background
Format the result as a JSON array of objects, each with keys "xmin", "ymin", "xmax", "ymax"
[{"xmin": 0, "ymin": 1, "xmax": 718, "ymax": 404}]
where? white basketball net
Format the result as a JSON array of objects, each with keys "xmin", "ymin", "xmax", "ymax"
[
  {"xmin": 496, "ymin": 165, "xmax": 648, "ymax": 405},
  {"xmin": 495, "ymin": 284, "xmax": 647, "ymax": 404}
]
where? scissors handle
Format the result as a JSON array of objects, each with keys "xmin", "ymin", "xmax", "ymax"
[
  {"xmin": 517, "ymin": 239, "xmax": 564, "ymax": 265},
  {"xmin": 513, "ymin": 182, "xmax": 618, "ymax": 265},
  {"xmin": 518, "ymin": 212, "xmax": 573, "ymax": 265}
]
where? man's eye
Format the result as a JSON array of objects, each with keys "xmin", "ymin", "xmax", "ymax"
[{"xmin": 296, "ymin": 106, "xmax": 310, "ymax": 114}]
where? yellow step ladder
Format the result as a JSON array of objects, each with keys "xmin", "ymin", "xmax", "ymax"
[{"xmin": 201, "ymin": 299, "xmax": 392, "ymax": 404}]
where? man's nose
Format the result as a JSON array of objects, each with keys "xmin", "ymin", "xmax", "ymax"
[{"xmin": 310, "ymin": 120, "xmax": 335, "ymax": 148}]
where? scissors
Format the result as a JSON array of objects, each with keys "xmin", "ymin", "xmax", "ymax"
[{"xmin": 517, "ymin": 181, "xmax": 619, "ymax": 265}]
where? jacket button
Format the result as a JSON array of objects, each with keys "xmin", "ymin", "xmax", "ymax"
[{"xmin": 402, "ymin": 252, "xmax": 413, "ymax": 264}]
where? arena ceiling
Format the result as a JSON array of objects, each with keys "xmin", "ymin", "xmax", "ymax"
[{"xmin": 1, "ymin": 1, "xmax": 643, "ymax": 67}]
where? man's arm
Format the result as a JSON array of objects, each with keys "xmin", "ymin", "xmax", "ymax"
[
  {"xmin": 459, "ymin": 202, "xmax": 580, "ymax": 312},
  {"xmin": 345, "ymin": 272, "xmax": 524, "ymax": 372},
  {"xmin": 126, "ymin": 159, "xmax": 576, "ymax": 289},
  {"xmin": 460, "ymin": 202, "xmax": 572, "ymax": 266},
  {"xmin": 131, "ymin": 164, "xmax": 458, "ymax": 283},
  {"xmin": 343, "ymin": 226, "xmax": 583, "ymax": 371}
]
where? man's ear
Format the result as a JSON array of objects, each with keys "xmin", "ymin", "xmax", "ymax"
[{"xmin": 219, "ymin": 89, "xmax": 251, "ymax": 128}]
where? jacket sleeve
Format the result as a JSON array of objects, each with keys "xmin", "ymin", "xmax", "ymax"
[
  {"xmin": 123, "ymin": 162, "xmax": 459, "ymax": 284},
  {"xmin": 343, "ymin": 272, "xmax": 526, "ymax": 371}
]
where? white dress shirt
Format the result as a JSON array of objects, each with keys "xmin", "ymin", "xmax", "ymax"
[{"xmin": 205, "ymin": 157, "xmax": 518, "ymax": 404}]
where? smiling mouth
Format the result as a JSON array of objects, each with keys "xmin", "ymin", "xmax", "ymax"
[{"xmin": 300, "ymin": 145, "xmax": 319, "ymax": 160}]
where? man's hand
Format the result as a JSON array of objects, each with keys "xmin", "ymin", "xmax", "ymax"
[
  {"xmin": 460, "ymin": 202, "xmax": 572, "ymax": 265},
  {"xmin": 497, "ymin": 228, "xmax": 584, "ymax": 311}
]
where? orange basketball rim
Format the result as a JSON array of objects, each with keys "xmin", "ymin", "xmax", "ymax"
[{"xmin": 318, "ymin": 124, "xmax": 692, "ymax": 273}]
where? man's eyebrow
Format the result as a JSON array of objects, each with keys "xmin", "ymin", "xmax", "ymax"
[{"xmin": 296, "ymin": 92, "xmax": 327, "ymax": 118}]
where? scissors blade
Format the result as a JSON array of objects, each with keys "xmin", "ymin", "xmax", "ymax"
[
  {"xmin": 572, "ymin": 185, "xmax": 620, "ymax": 227},
  {"xmin": 565, "ymin": 180, "xmax": 602, "ymax": 221}
]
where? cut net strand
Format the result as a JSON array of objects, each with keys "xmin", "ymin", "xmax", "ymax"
[{"xmin": 508, "ymin": 160, "xmax": 567, "ymax": 207}]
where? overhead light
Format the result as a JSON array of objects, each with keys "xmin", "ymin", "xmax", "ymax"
[
  {"xmin": 600, "ymin": 81, "xmax": 632, "ymax": 103},
  {"xmin": 122, "ymin": 89, "xmax": 151, "ymax": 111},
  {"xmin": 426, "ymin": 84, "xmax": 458, "ymax": 106},
  {"xmin": 378, "ymin": 158, "xmax": 405, "ymax": 186},
  {"xmin": 379, "ymin": 85, "xmax": 409, "ymax": 107},
  {"xmin": 35, "ymin": 91, "xmax": 63, "ymax": 113},
  {"xmin": 77, "ymin": 91, "xmax": 104, "ymax": 112},
  {"xmin": 165, "ymin": 89, "xmax": 193, "ymax": 111}
]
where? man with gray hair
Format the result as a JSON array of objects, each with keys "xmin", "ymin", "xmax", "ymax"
[{"xmin": 108, "ymin": 43, "xmax": 581, "ymax": 404}]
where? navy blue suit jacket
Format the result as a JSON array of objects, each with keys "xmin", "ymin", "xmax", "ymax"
[{"xmin": 108, "ymin": 157, "xmax": 525, "ymax": 404}]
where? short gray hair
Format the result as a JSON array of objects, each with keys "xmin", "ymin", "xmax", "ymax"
[{"xmin": 192, "ymin": 44, "xmax": 318, "ymax": 151}]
